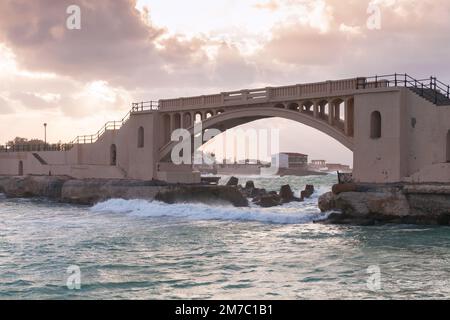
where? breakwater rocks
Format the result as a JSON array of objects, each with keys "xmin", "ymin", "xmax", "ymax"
[
  {"xmin": 0, "ymin": 175, "xmax": 313, "ymax": 209},
  {"xmin": 226, "ymin": 176, "xmax": 315, "ymax": 208},
  {"xmin": 319, "ymin": 183, "xmax": 450, "ymax": 226},
  {"xmin": 155, "ymin": 185, "xmax": 248, "ymax": 207}
]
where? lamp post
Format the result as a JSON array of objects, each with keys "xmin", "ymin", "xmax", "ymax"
[{"xmin": 44, "ymin": 123, "xmax": 47, "ymax": 151}]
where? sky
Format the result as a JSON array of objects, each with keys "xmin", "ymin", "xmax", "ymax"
[{"xmin": 1, "ymin": 0, "xmax": 450, "ymax": 165}]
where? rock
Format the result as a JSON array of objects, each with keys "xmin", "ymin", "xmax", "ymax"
[
  {"xmin": 155, "ymin": 185, "xmax": 248, "ymax": 207},
  {"xmin": 245, "ymin": 181, "xmax": 255, "ymax": 190},
  {"xmin": 318, "ymin": 192, "xmax": 336, "ymax": 212},
  {"xmin": 251, "ymin": 188, "xmax": 268, "ymax": 203},
  {"xmin": 335, "ymin": 191, "xmax": 410, "ymax": 218},
  {"xmin": 316, "ymin": 186, "xmax": 450, "ymax": 225},
  {"xmin": 279, "ymin": 184, "xmax": 294, "ymax": 202},
  {"xmin": 252, "ymin": 188, "xmax": 266, "ymax": 198},
  {"xmin": 305, "ymin": 184, "xmax": 315, "ymax": 195},
  {"xmin": 332, "ymin": 183, "xmax": 357, "ymax": 195},
  {"xmin": 61, "ymin": 179, "xmax": 167, "ymax": 205},
  {"xmin": 255, "ymin": 194, "xmax": 281, "ymax": 208},
  {"xmin": 226, "ymin": 176, "xmax": 239, "ymax": 186},
  {"xmin": 300, "ymin": 184, "xmax": 315, "ymax": 200},
  {"xmin": 239, "ymin": 181, "xmax": 258, "ymax": 198},
  {"xmin": 1, "ymin": 175, "xmax": 71, "ymax": 199}
]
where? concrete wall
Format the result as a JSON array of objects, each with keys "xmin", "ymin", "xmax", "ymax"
[
  {"xmin": 353, "ymin": 89, "xmax": 404, "ymax": 183},
  {"xmin": 0, "ymin": 111, "xmax": 161, "ymax": 181},
  {"xmin": 353, "ymin": 88, "xmax": 450, "ymax": 183}
]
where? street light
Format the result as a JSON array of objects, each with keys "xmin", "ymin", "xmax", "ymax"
[{"xmin": 44, "ymin": 123, "xmax": 47, "ymax": 150}]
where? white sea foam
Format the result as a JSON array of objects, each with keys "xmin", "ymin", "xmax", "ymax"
[{"xmin": 90, "ymin": 199, "xmax": 330, "ymax": 225}]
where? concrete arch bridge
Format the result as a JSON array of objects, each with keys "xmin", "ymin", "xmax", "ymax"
[{"xmin": 1, "ymin": 74, "xmax": 450, "ymax": 184}]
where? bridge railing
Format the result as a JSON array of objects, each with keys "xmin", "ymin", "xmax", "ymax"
[
  {"xmin": 131, "ymin": 101, "xmax": 159, "ymax": 112},
  {"xmin": 358, "ymin": 73, "xmax": 450, "ymax": 104},
  {"xmin": 158, "ymin": 78, "xmax": 360, "ymax": 110}
]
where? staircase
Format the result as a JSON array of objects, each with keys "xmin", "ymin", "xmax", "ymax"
[
  {"xmin": 70, "ymin": 101, "xmax": 159, "ymax": 145},
  {"xmin": 32, "ymin": 153, "xmax": 48, "ymax": 165},
  {"xmin": 409, "ymin": 87, "xmax": 450, "ymax": 106},
  {"xmin": 359, "ymin": 74, "xmax": 450, "ymax": 106}
]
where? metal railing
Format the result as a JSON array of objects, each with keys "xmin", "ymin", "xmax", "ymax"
[
  {"xmin": 357, "ymin": 73, "xmax": 450, "ymax": 105},
  {"xmin": 0, "ymin": 144, "xmax": 74, "ymax": 153}
]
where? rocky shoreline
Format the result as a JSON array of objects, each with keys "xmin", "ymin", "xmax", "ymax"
[
  {"xmin": 0, "ymin": 175, "xmax": 248, "ymax": 207},
  {"xmin": 2, "ymin": 175, "xmax": 450, "ymax": 226},
  {"xmin": 0, "ymin": 175, "xmax": 315, "ymax": 208},
  {"xmin": 318, "ymin": 183, "xmax": 450, "ymax": 226}
]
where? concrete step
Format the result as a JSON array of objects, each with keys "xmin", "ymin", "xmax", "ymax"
[{"xmin": 409, "ymin": 87, "xmax": 450, "ymax": 106}]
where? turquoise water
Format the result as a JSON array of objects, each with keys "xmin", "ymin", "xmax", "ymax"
[{"xmin": 1, "ymin": 175, "xmax": 450, "ymax": 299}]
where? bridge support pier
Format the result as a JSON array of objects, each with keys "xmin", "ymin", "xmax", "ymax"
[
  {"xmin": 344, "ymin": 98, "xmax": 354, "ymax": 136},
  {"xmin": 313, "ymin": 101, "xmax": 319, "ymax": 118},
  {"xmin": 328, "ymin": 101, "xmax": 334, "ymax": 126}
]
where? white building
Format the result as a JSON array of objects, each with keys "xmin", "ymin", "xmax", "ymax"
[{"xmin": 272, "ymin": 153, "xmax": 308, "ymax": 169}]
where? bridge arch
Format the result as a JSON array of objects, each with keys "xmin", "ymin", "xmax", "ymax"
[
  {"xmin": 287, "ymin": 102, "xmax": 300, "ymax": 111},
  {"xmin": 159, "ymin": 106, "xmax": 354, "ymax": 161},
  {"xmin": 183, "ymin": 113, "xmax": 192, "ymax": 128},
  {"xmin": 301, "ymin": 101, "xmax": 314, "ymax": 114}
]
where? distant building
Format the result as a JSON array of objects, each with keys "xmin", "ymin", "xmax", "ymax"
[
  {"xmin": 272, "ymin": 152, "xmax": 308, "ymax": 169},
  {"xmin": 310, "ymin": 160, "xmax": 327, "ymax": 169},
  {"xmin": 326, "ymin": 163, "xmax": 351, "ymax": 172}
]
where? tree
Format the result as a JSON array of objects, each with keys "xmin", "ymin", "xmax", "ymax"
[{"xmin": 7, "ymin": 137, "xmax": 45, "ymax": 146}]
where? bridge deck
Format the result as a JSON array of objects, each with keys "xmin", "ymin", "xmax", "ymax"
[{"xmin": 158, "ymin": 77, "xmax": 364, "ymax": 111}]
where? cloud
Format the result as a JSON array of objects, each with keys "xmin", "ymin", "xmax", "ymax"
[
  {"xmin": 253, "ymin": 0, "xmax": 280, "ymax": 11},
  {"xmin": 0, "ymin": 96, "xmax": 13, "ymax": 114},
  {"xmin": 0, "ymin": 0, "xmax": 167, "ymax": 88},
  {"xmin": 251, "ymin": 0, "xmax": 450, "ymax": 82}
]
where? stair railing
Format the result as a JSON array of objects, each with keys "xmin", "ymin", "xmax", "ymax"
[
  {"xmin": 358, "ymin": 73, "xmax": 450, "ymax": 104},
  {"xmin": 70, "ymin": 101, "xmax": 159, "ymax": 145}
]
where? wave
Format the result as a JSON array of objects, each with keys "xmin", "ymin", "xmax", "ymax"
[{"xmin": 90, "ymin": 199, "xmax": 330, "ymax": 225}]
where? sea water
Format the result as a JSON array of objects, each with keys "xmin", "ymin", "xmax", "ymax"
[{"xmin": 1, "ymin": 174, "xmax": 450, "ymax": 299}]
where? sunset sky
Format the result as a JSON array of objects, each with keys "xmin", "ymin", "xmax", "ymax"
[{"xmin": 1, "ymin": 0, "xmax": 449, "ymax": 164}]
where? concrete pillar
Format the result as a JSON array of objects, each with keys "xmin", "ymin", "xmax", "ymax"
[
  {"xmin": 180, "ymin": 112, "xmax": 184, "ymax": 129},
  {"xmin": 313, "ymin": 101, "xmax": 319, "ymax": 118},
  {"xmin": 334, "ymin": 104, "xmax": 340, "ymax": 121},
  {"xmin": 328, "ymin": 101, "xmax": 334, "ymax": 125},
  {"xmin": 344, "ymin": 98, "xmax": 354, "ymax": 136}
]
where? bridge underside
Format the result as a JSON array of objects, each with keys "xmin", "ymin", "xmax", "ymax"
[{"xmin": 158, "ymin": 102, "xmax": 355, "ymax": 162}]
